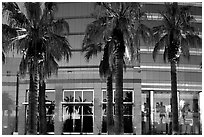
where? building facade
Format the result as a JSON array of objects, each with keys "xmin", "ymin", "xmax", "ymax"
[{"xmin": 2, "ymin": 2, "xmax": 202, "ymax": 135}]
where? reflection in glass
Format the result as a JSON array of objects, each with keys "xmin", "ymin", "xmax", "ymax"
[
  {"xmin": 143, "ymin": 91, "xmax": 201, "ymax": 135},
  {"xmin": 102, "ymin": 90, "xmax": 133, "ymax": 133},
  {"xmin": 179, "ymin": 92, "xmax": 200, "ymax": 135},
  {"xmin": 141, "ymin": 92, "xmax": 151, "ymax": 134},
  {"xmin": 45, "ymin": 91, "xmax": 55, "ymax": 132},
  {"xmin": 153, "ymin": 92, "xmax": 170, "ymax": 134},
  {"xmin": 62, "ymin": 90, "xmax": 93, "ymax": 133}
]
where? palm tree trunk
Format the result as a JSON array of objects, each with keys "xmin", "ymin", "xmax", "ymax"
[
  {"xmin": 107, "ymin": 74, "xmax": 114, "ymax": 134},
  {"xmin": 39, "ymin": 79, "xmax": 47, "ymax": 135},
  {"xmin": 114, "ymin": 44, "xmax": 124, "ymax": 135},
  {"xmin": 170, "ymin": 60, "xmax": 179, "ymax": 134},
  {"xmin": 28, "ymin": 61, "xmax": 38, "ymax": 135}
]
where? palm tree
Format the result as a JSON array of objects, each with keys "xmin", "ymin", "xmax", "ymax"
[
  {"xmin": 37, "ymin": 3, "xmax": 71, "ymax": 134},
  {"xmin": 2, "ymin": 2, "xmax": 71, "ymax": 134},
  {"xmin": 82, "ymin": 2, "xmax": 152, "ymax": 134},
  {"xmin": 82, "ymin": 39, "xmax": 115, "ymax": 134},
  {"xmin": 100, "ymin": 43, "xmax": 115, "ymax": 134},
  {"xmin": 152, "ymin": 2, "xmax": 201, "ymax": 134}
]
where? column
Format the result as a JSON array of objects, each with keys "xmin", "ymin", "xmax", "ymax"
[
  {"xmin": 54, "ymin": 86, "xmax": 63, "ymax": 135},
  {"xmin": 93, "ymin": 83, "xmax": 102, "ymax": 135},
  {"xmin": 193, "ymin": 92, "xmax": 199, "ymax": 134},
  {"xmin": 18, "ymin": 105, "xmax": 25, "ymax": 135},
  {"xmin": 133, "ymin": 84, "xmax": 142, "ymax": 135},
  {"xmin": 150, "ymin": 90, "xmax": 154, "ymax": 134}
]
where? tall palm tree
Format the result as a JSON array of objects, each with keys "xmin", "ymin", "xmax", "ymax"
[
  {"xmin": 37, "ymin": 3, "xmax": 71, "ymax": 134},
  {"xmin": 152, "ymin": 2, "xmax": 201, "ymax": 134},
  {"xmin": 2, "ymin": 2, "xmax": 71, "ymax": 134},
  {"xmin": 82, "ymin": 2, "xmax": 152, "ymax": 134},
  {"xmin": 99, "ymin": 41, "xmax": 115, "ymax": 134},
  {"xmin": 82, "ymin": 39, "xmax": 115, "ymax": 134}
]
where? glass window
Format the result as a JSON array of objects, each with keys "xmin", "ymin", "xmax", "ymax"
[
  {"xmin": 25, "ymin": 90, "xmax": 55, "ymax": 133},
  {"xmin": 141, "ymin": 91, "xmax": 151, "ymax": 135},
  {"xmin": 62, "ymin": 90, "xmax": 94, "ymax": 134},
  {"xmin": 102, "ymin": 90, "xmax": 133, "ymax": 134},
  {"xmin": 153, "ymin": 92, "xmax": 171, "ymax": 134},
  {"xmin": 179, "ymin": 92, "xmax": 200, "ymax": 135},
  {"xmin": 141, "ymin": 91, "xmax": 201, "ymax": 135},
  {"xmin": 45, "ymin": 91, "xmax": 55, "ymax": 133}
]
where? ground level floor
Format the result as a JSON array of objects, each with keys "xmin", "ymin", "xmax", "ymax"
[
  {"xmin": 2, "ymin": 68, "xmax": 202, "ymax": 135},
  {"xmin": 3, "ymin": 87, "xmax": 201, "ymax": 135}
]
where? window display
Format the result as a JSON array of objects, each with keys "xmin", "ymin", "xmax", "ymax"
[
  {"xmin": 102, "ymin": 90, "xmax": 133, "ymax": 134},
  {"xmin": 62, "ymin": 90, "xmax": 93, "ymax": 133}
]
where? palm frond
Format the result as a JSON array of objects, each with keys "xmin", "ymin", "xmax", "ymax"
[
  {"xmin": 83, "ymin": 17, "xmax": 109, "ymax": 47},
  {"xmin": 100, "ymin": 2, "xmax": 118, "ymax": 17},
  {"xmin": 41, "ymin": 2, "xmax": 56, "ymax": 17},
  {"xmin": 82, "ymin": 43, "xmax": 103, "ymax": 61},
  {"xmin": 185, "ymin": 33, "xmax": 202, "ymax": 48},
  {"xmin": 2, "ymin": 24, "xmax": 19, "ymax": 55},
  {"xmin": 44, "ymin": 55, "xmax": 59, "ymax": 77},
  {"xmin": 138, "ymin": 23, "xmax": 153, "ymax": 45},
  {"xmin": 180, "ymin": 38, "xmax": 190, "ymax": 60},
  {"xmin": 52, "ymin": 19, "xmax": 69, "ymax": 36},
  {"xmin": 2, "ymin": 2, "xmax": 19, "ymax": 13},
  {"xmin": 48, "ymin": 33, "xmax": 72, "ymax": 62},
  {"xmin": 24, "ymin": 2, "xmax": 43, "ymax": 27},
  {"xmin": 39, "ymin": 2, "xmax": 57, "ymax": 25},
  {"xmin": 163, "ymin": 46, "xmax": 168, "ymax": 62},
  {"xmin": 99, "ymin": 43, "xmax": 111, "ymax": 78},
  {"xmin": 2, "ymin": 24, "xmax": 18, "ymax": 38},
  {"xmin": 3, "ymin": 2, "xmax": 29, "ymax": 27},
  {"xmin": 38, "ymin": 50, "xmax": 59, "ymax": 78},
  {"xmin": 2, "ymin": 52, "xmax": 6, "ymax": 64},
  {"xmin": 10, "ymin": 34, "xmax": 28, "ymax": 44},
  {"xmin": 152, "ymin": 25, "xmax": 166, "ymax": 42},
  {"xmin": 160, "ymin": 11, "xmax": 172, "ymax": 28},
  {"xmin": 153, "ymin": 34, "xmax": 168, "ymax": 61},
  {"xmin": 123, "ymin": 27, "xmax": 136, "ymax": 62},
  {"xmin": 14, "ymin": 35, "xmax": 30, "ymax": 54},
  {"xmin": 19, "ymin": 53, "xmax": 30, "ymax": 77}
]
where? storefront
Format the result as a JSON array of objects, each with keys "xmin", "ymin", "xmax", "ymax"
[
  {"xmin": 141, "ymin": 90, "xmax": 201, "ymax": 135},
  {"xmin": 18, "ymin": 88, "xmax": 201, "ymax": 135}
]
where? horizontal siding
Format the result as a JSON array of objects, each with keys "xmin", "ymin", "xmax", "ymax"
[
  {"xmin": 2, "ymin": 78, "xmax": 141, "ymax": 86},
  {"xmin": 140, "ymin": 53, "xmax": 202, "ymax": 65},
  {"xmin": 142, "ymin": 71, "xmax": 201, "ymax": 82}
]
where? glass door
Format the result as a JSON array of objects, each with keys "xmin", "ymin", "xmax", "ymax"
[{"xmin": 153, "ymin": 91, "xmax": 171, "ymax": 134}]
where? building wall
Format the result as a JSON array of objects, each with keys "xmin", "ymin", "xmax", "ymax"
[{"xmin": 2, "ymin": 2, "xmax": 202, "ymax": 135}]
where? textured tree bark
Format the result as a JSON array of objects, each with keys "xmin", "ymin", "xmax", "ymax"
[
  {"xmin": 114, "ymin": 45, "xmax": 124, "ymax": 135},
  {"xmin": 107, "ymin": 74, "xmax": 114, "ymax": 134},
  {"xmin": 170, "ymin": 60, "xmax": 179, "ymax": 135},
  {"xmin": 28, "ymin": 61, "xmax": 38, "ymax": 135},
  {"xmin": 39, "ymin": 79, "xmax": 47, "ymax": 134}
]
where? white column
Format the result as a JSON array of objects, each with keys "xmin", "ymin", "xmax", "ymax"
[
  {"xmin": 150, "ymin": 90, "xmax": 154, "ymax": 134},
  {"xmin": 54, "ymin": 86, "xmax": 63, "ymax": 135},
  {"xmin": 93, "ymin": 83, "xmax": 102, "ymax": 135}
]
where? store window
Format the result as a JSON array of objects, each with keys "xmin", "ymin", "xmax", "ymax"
[
  {"xmin": 102, "ymin": 90, "xmax": 133, "ymax": 134},
  {"xmin": 141, "ymin": 91, "xmax": 151, "ymax": 134},
  {"xmin": 45, "ymin": 90, "xmax": 55, "ymax": 133},
  {"xmin": 153, "ymin": 91, "xmax": 171, "ymax": 134},
  {"xmin": 140, "ymin": 90, "xmax": 201, "ymax": 135},
  {"xmin": 62, "ymin": 90, "xmax": 94, "ymax": 134},
  {"xmin": 25, "ymin": 90, "xmax": 55, "ymax": 134},
  {"xmin": 179, "ymin": 92, "xmax": 200, "ymax": 135}
]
